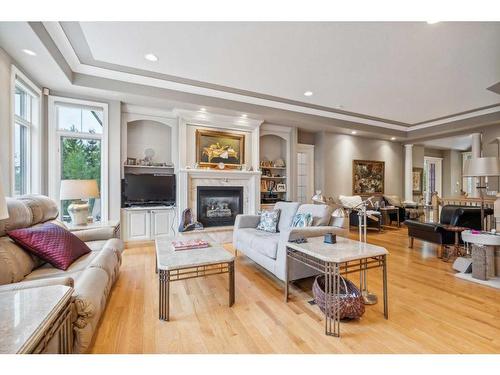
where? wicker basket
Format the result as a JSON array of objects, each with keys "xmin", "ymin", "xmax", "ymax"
[{"xmin": 312, "ymin": 275, "xmax": 365, "ymax": 320}]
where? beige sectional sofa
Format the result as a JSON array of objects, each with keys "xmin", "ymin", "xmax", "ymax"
[{"xmin": 0, "ymin": 195, "xmax": 123, "ymax": 353}]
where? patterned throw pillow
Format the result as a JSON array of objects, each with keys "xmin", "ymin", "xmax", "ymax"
[
  {"xmin": 292, "ymin": 213, "xmax": 313, "ymax": 228},
  {"xmin": 257, "ymin": 209, "xmax": 281, "ymax": 233},
  {"xmin": 7, "ymin": 222, "xmax": 91, "ymax": 270}
]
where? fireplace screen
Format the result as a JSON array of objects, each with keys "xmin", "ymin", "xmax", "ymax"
[{"xmin": 197, "ymin": 186, "xmax": 243, "ymax": 227}]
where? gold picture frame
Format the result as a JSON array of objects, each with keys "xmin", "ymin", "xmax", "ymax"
[
  {"xmin": 412, "ymin": 167, "xmax": 423, "ymax": 195},
  {"xmin": 196, "ymin": 129, "xmax": 245, "ymax": 168},
  {"xmin": 352, "ymin": 160, "xmax": 385, "ymax": 195}
]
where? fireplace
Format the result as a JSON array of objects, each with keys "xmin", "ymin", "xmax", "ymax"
[{"xmin": 197, "ymin": 186, "xmax": 244, "ymax": 227}]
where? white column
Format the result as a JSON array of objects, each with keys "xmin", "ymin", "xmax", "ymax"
[
  {"xmin": 471, "ymin": 133, "xmax": 482, "ymax": 198},
  {"xmin": 404, "ymin": 144, "xmax": 414, "ymax": 203}
]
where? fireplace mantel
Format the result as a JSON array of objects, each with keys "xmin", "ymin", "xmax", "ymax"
[{"xmin": 178, "ymin": 168, "xmax": 261, "ymax": 222}]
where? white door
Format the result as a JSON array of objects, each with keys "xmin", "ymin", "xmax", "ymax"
[
  {"xmin": 151, "ymin": 210, "xmax": 173, "ymax": 237},
  {"xmin": 296, "ymin": 144, "xmax": 315, "ymax": 203},
  {"xmin": 423, "ymin": 156, "xmax": 443, "ymax": 203},
  {"xmin": 126, "ymin": 210, "xmax": 151, "ymax": 241}
]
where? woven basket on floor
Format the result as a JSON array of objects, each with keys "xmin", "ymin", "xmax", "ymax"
[{"xmin": 312, "ymin": 275, "xmax": 365, "ymax": 320}]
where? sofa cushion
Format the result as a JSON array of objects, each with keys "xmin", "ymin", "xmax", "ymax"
[
  {"xmin": 274, "ymin": 202, "xmax": 300, "ymax": 232},
  {"xmin": 17, "ymin": 195, "xmax": 59, "ymax": 225},
  {"xmin": 23, "ymin": 251, "xmax": 100, "ymax": 281},
  {"xmin": 339, "ymin": 195, "xmax": 363, "ymax": 209},
  {"xmin": 0, "ymin": 237, "xmax": 43, "ymax": 285},
  {"xmin": 235, "ymin": 228, "xmax": 279, "ymax": 259},
  {"xmin": 257, "ymin": 209, "xmax": 281, "ymax": 233},
  {"xmin": 296, "ymin": 204, "xmax": 332, "ymax": 226},
  {"xmin": 0, "ymin": 198, "xmax": 33, "ymax": 237},
  {"xmin": 7, "ymin": 223, "xmax": 91, "ymax": 270}
]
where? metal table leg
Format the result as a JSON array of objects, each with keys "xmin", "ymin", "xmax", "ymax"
[
  {"xmin": 159, "ymin": 269, "xmax": 170, "ymax": 321},
  {"xmin": 383, "ymin": 255, "xmax": 388, "ymax": 319},
  {"xmin": 325, "ymin": 262, "xmax": 340, "ymax": 337},
  {"xmin": 284, "ymin": 248, "xmax": 289, "ymax": 302},
  {"xmin": 229, "ymin": 261, "xmax": 235, "ymax": 306}
]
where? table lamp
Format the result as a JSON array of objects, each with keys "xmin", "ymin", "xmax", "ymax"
[
  {"xmin": 60, "ymin": 179, "xmax": 99, "ymax": 225},
  {"xmin": 463, "ymin": 157, "xmax": 500, "ymax": 230},
  {"xmin": 311, "ymin": 190, "xmax": 326, "ymax": 204}
]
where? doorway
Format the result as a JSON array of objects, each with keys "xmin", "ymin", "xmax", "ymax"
[
  {"xmin": 423, "ymin": 156, "xmax": 442, "ymax": 203},
  {"xmin": 296, "ymin": 144, "xmax": 315, "ymax": 203}
]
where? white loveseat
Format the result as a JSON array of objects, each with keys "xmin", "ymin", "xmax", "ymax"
[
  {"xmin": 0, "ymin": 195, "xmax": 123, "ymax": 353},
  {"xmin": 233, "ymin": 202, "xmax": 348, "ymax": 281}
]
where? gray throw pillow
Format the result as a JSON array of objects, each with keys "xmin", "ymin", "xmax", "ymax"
[{"xmin": 257, "ymin": 209, "xmax": 281, "ymax": 233}]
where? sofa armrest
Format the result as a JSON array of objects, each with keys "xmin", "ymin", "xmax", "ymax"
[
  {"xmin": 0, "ymin": 276, "xmax": 74, "ymax": 294},
  {"xmin": 234, "ymin": 214, "xmax": 260, "ymax": 230},
  {"xmin": 71, "ymin": 226, "xmax": 117, "ymax": 242}
]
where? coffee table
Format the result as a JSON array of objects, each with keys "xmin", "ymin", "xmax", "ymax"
[
  {"xmin": 285, "ymin": 236, "xmax": 389, "ymax": 337},
  {"xmin": 0, "ymin": 285, "xmax": 73, "ymax": 354},
  {"xmin": 155, "ymin": 234, "xmax": 235, "ymax": 321}
]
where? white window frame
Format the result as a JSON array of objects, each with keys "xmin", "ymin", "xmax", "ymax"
[
  {"xmin": 462, "ymin": 152, "xmax": 473, "ymax": 196},
  {"xmin": 48, "ymin": 96, "xmax": 109, "ymax": 222},
  {"xmin": 10, "ymin": 66, "xmax": 42, "ymax": 196}
]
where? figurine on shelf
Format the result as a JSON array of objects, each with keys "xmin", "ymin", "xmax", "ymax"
[{"xmin": 273, "ymin": 158, "xmax": 286, "ymax": 168}]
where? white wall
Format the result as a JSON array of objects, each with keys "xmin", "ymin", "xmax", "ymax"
[
  {"xmin": 315, "ymin": 132, "xmax": 404, "ymax": 198},
  {"xmin": 260, "ymin": 134, "xmax": 286, "ymax": 162},
  {"xmin": 127, "ymin": 120, "xmax": 172, "ymax": 164},
  {"xmin": 0, "ymin": 48, "xmax": 11, "ymax": 195}
]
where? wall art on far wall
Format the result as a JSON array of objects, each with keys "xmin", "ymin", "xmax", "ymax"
[
  {"xmin": 352, "ymin": 160, "xmax": 385, "ymax": 195},
  {"xmin": 196, "ymin": 129, "xmax": 245, "ymax": 168},
  {"xmin": 412, "ymin": 167, "xmax": 423, "ymax": 194}
]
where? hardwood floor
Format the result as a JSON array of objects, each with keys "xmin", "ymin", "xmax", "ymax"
[{"xmin": 90, "ymin": 227, "xmax": 500, "ymax": 354}]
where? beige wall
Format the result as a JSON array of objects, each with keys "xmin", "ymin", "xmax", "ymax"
[
  {"xmin": 314, "ymin": 131, "xmax": 404, "ymax": 199},
  {"xmin": 0, "ymin": 48, "xmax": 11, "ymax": 195}
]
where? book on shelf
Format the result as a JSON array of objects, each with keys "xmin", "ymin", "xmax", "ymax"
[{"xmin": 171, "ymin": 239, "xmax": 210, "ymax": 251}]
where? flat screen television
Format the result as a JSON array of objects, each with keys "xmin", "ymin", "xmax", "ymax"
[{"xmin": 122, "ymin": 173, "xmax": 176, "ymax": 206}]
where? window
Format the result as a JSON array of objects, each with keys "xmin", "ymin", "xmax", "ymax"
[
  {"xmin": 49, "ymin": 97, "xmax": 108, "ymax": 223},
  {"xmin": 12, "ymin": 70, "xmax": 40, "ymax": 196}
]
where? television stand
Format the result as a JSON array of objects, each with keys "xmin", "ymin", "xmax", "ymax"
[{"xmin": 121, "ymin": 206, "xmax": 176, "ymax": 241}]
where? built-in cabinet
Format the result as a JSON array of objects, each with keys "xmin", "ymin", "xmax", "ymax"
[{"xmin": 121, "ymin": 206, "xmax": 176, "ymax": 241}]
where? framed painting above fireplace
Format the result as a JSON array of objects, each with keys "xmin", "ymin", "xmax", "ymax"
[
  {"xmin": 352, "ymin": 159, "xmax": 385, "ymax": 195},
  {"xmin": 196, "ymin": 129, "xmax": 245, "ymax": 168}
]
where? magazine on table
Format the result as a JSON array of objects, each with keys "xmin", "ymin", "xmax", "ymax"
[{"xmin": 171, "ymin": 239, "xmax": 210, "ymax": 251}]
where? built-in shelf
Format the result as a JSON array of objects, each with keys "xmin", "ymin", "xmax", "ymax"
[
  {"xmin": 260, "ymin": 166, "xmax": 286, "ymax": 170},
  {"xmin": 124, "ymin": 165, "xmax": 174, "ymax": 169},
  {"xmin": 261, "ymin": 176, "xmax": 287, "ymax": 179}
]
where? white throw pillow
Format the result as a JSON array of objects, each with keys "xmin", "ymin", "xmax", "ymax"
[{"xmin": 338, "ymin": 195, "xmax": 363, "ymax": 209}]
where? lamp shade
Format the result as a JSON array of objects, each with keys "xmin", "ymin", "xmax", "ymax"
[
  {"xmin": 0, "ymin": 179, "xmax": 8, "ymax": 220},
  {"xmin": 463, "ymin": 157, "xmax": 500, "ymax": 177},
  {"xmin": 311, "ymin": 190, "xmax": 326, "ymax": 204},
  {"xmin": 60, "ymin": 179, "xmax": 100, "ymax": 200}
]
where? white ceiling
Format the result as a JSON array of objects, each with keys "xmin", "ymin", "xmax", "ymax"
[{"xmin": 78, "ymin": 22, "xmax": 500, "ymax": 124}]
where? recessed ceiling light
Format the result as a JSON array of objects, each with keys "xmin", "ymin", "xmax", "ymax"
[
  {"xmin": 144, "ymin": 53, "xmax": 158, "ymax": 62},
  {"xmin": 351, "ymin": 131, "xmax": 357, "ymax": 135},
  {"xmin": 391, "ymin": 137, "xmax": 397, "ymax": 140},
  {"xmin": 22, "ymin": 49, "xmax": 36, "ymax": 56},
  {"xmin": 241, "ymin": 114, "xmax": 248, "ymax": 118},
  {"xmin": 304, "ymin": 91, "xmax": 313, "ymax": 97},
  {"xmin": 426, "ymin": 21, "xmax": 440, "ymax": 24},
  {"xmin": 200, "ymin": 107, "xmax": 206, "ymax": 112}
]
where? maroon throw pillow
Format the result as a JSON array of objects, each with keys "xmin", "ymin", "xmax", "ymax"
[{"xmin": 7, "ymin": 222, "xmax": 91, "ymax": 270}]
